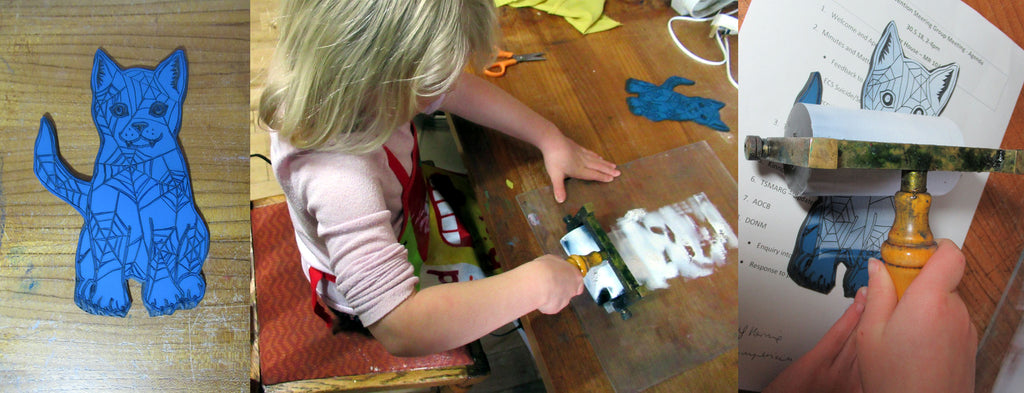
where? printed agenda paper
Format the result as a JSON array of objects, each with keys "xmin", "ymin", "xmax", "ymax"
[{"xmin": 738, "ymin": 0, "xmax": 1024, "ymax": 389}]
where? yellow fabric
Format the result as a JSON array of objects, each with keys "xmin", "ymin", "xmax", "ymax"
[
  {"xmin": 495, "ymin": 0, "xmax": 621, "ymax": 34},
  {"xmin": 414, "ymin": 164, "xmax": 502, "ymax": 289},
  {"xmin": 400, "ymin": 165, "xmax": 492, "ymax": 290},
  {"xmin": 418, "ymin": 189, "xmax": 485, "ymax": 287}
]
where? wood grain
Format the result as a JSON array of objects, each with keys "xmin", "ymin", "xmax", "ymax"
[
  {"xmin": 453, "ymin": 1, "xmax": 739, "ymax": 391},
  {"xmin": 249, "ymin": 0, "xmax": 284, "ymax": 201},
  {"xmin": 960, "ymin": 1, "xmax": 1024, "ymax": 391},
  {"xmin": 263, "ymin": 365, "xmax": 486, "ymax": 393},
  {"xmin": 0, "ymin": 1, "xmax": 250, "ymax": 391}
]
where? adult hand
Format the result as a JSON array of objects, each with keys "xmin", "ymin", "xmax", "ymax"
[
  {"xmin": 764, "ymin": 287, "xmax": 866, "ymax": 393},
  {"xmin": 856, "ymin": 239, "xmax": 976, "ymax": 393},
  {"xmin": 539, "ymin": 134, "xmax": 620, "ymax": 203}
]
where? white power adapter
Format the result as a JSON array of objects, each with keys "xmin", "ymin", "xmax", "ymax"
[
  {"xmin": 666, "ymin": 1, "xmax": 739, "ymax": 88},
  {"xmin": 671, "ymin": 0, "xmax": 737, "ymax": 18},
  {"xmin": 710, "ymin": 14, "xmax": 739, "ymax": 36}
]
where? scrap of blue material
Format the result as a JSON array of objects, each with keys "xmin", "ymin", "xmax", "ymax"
[
  {"xmin": 33, "ymin": 48, "xmax": 209, "ymax": 317},
  {"xmin": 625, "ymin": 76, "xmax": 730, "ymax": 131},
  {"xmin": 785, "ymin": 71, "xmax": 871, "ymax": 298}
]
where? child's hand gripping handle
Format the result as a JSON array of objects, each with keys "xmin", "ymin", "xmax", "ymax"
[
  {"xmin": 880, "ymin": 171, "xmax": 937, "ymax": 300},
  {"xmin": 566, "ymin": 252, "xmax": 603, "ymax": 276}
]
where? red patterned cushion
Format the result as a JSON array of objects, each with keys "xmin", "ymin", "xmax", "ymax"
[{"xmin": 251, "ymin": 201, "xmax": 475, "ymax": 385}]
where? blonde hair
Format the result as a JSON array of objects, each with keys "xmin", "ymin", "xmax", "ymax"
[{"xmin": 259, "ymin": 0, "xmax": 498, "ymax": 154}]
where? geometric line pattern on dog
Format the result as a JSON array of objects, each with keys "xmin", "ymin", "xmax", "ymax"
[
  {"xmin": 787, "ymin": 21, "xmax": 959, "ymax": 297},
  {"xmin": 33, "ymin": 48, "xmax": 209, "ymax": 317}
]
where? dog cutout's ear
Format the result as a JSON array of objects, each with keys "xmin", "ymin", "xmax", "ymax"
[
  {"xmin": 155, "ymin": 49, "xmax": 188, "ymax": 99},
  {"xmin": 92, "ymin": 48, "xmax": 120, "ymax": 93}
]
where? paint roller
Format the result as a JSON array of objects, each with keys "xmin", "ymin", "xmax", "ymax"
[{"xmin": 746, "ymin": 103, "xmax": 1023, "ymax": 299}]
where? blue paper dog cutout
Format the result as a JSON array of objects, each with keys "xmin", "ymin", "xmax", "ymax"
[
  {"xmin": 787, "ymin": 21, "xmax": 959, "ymax": 298},
  {"xmin": 626, "ymin": 76, "xmax": 730, "ymax": 131},
  {"xmin": 34, "ymin": 48, "xmax": 209, "ymax": 317},
  {"xmin": 786, "ymin": 72, "xmax": 874, "ymax": 297}
]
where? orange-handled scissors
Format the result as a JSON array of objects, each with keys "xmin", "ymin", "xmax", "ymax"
[{"xmin": 483, "ymin": 50, "xmax": 545, "ymax": 77}]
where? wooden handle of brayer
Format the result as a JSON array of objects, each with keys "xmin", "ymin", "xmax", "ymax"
[
  {"xmin": 880, "ymin": 186, "xmax": 937, "ymax": 300},
  {"xmin": 566, "ymin": 252, "xmax": 603, "ymax": 276}
]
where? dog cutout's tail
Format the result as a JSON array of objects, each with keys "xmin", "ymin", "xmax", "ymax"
[{"xmin": 34, "ymin": 116, "xmax": 90, "ymax": 215}]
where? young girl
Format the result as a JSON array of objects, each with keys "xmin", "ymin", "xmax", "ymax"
[{"xmin": 258, "ymin": 0, "xmax": 621, "ymax": 357}]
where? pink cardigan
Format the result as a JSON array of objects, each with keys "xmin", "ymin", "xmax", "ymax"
[{"xmin": 270, "ymin": 124, "xmax": 419, "ymax": 327}]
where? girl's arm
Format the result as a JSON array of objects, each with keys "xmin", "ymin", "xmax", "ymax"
[
  {"xmin": 440, "ymin": 73, "xmax": 621, "ymax": 203},
  {"xmin": 367, "ymin": 254, "xmax": 583, "ymax": 357}
]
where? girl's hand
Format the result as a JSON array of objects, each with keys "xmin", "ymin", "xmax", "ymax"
[
  {"xmin": 525, "ymin": 254, "xmax": 585, "ymax": 314},
  {"xmin": 855, "ymin": 239, "xmax": 976, "ymax": 393},
  {"xmin": 764, "ymin": 287, "xmax": 865, "ymax": 393},
  {"xmin": 539, "ymin": 134, "xmax": 621, "ymax": 203}
]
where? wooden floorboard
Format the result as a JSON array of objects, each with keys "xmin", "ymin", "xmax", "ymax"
[{"xmin": 469, "ymin": 323, "xmax": 546, "ymax": 393}]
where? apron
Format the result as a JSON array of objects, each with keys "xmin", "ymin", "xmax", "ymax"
[{"xmin": 308, "ymin": 124, "xmax": 491, "ymax": 326}]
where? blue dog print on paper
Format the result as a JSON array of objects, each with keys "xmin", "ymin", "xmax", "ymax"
[
  {"xmin": 34, "ymin": 48, "xmax": 209, "ymax": 317},
  {"xmin": 787, "ymin": 21, "xmax": 958, "ymax": 297},
  {"xmin": 626, "ymin": 76, "xmax": 730, "ymax": 131}
]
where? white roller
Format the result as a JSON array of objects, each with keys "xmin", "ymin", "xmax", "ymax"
[{"xmin": 784, "ymin": 103, "xmax": 964, "ymax": 196}]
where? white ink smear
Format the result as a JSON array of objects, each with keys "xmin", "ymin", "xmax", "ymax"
[{"xmin": 610, "ymin": 192, "xmax": 736, "ymax": 290}]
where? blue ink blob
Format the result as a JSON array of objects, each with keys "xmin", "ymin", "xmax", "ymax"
[
  {"xmin": 787, "ymin": 21, "xmax": 959, "ymax": 298},
  {"xmin": 625, "ymin": 76, "xmax": 729, "ymax": 131},
  {"xmin": 33, "ymin": 48, "xmax": 209, "ymax": 317}
]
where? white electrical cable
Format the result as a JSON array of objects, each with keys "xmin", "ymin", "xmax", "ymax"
[
  {"xmin": 721, "ymin": 30, "xmax": 738, "ymax": 89},
  {"xmin": 667, "ymin": 11, "xmax": 738, "ymax": 89},
  {"xmin": 668, "ymin": 16, "xmax": 724, "ymax": 65}
]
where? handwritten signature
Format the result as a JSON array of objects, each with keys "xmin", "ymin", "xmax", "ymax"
[
  {"xmin": 738, "ymin": 324, "xmax": 783, "ymax": 344},
  {"xmin": 739, "ymin": 351, "xmax": 794, "ymax": 362}
]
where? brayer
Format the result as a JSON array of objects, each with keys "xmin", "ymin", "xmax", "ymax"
[
  {"xmin": 745, "ymin": 104, "xmax": 1024, "ymax": 298},
  {"xmin": 559, "ymin": 205, "xmax": 647, "ymax": 319}
]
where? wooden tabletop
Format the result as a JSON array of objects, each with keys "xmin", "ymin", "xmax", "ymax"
[
  {"xmin": 452, "ymin": 2, "xmax": 739, "ymax": 392},
  {"xmin": 0, "ymin": 1, "xmax": 250, "ymax": 391},
  {"xmin": 956, "ymin": 1, "xmax": 1024, "ymax": 391}
]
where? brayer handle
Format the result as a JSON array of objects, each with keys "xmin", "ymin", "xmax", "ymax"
[
  {"xmin": 566, "ymin": 252, "xmax": 603, "ymax": 276},
  {"xmin": 880, "ymin": 171, "xmax": 937, "ymax": 300}
]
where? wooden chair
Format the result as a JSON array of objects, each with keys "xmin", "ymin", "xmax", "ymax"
[{"xmin": 251, "ymin": 196, "xmax": 489, "ymax": 392}]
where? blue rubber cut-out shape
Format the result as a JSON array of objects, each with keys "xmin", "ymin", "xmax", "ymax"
[
  {"xmin": 33, "ymin": 48, "xmax": 209, "ymax": 317},
  {"xmin": 785, "ymin": 72, "xmax": 876, "ymax": 297},
  {"xmin": 625, "ymin": 76, "xmax": 730, "ymax": 131},
  {"xmin": 787, "ymin": 21, "xmax": 959, "ymax": 298}
]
